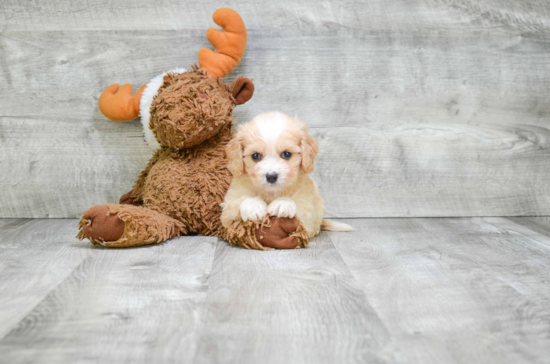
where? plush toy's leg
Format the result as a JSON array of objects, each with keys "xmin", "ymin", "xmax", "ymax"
[
  {"xmin": 223, "ymin": 216, "xmax": 309, "ymax": 251},
  {"xmin": 77, "ymin": 204, "xmax": 185, "ymax": 248}
]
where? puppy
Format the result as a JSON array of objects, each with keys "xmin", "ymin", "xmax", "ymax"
[{"xmin": 221, "ymin": 111, "xmax": 353, "ymax": 238}]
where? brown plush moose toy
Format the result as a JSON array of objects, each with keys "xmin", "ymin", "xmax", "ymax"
[{"xmin": 77, "ymin": 8, "xmax": 308, "ymax": 250}]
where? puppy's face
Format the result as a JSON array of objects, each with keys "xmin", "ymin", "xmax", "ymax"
[{"xmin": 226, "ymin": 112, "xmax": 319, "ymax": 192}]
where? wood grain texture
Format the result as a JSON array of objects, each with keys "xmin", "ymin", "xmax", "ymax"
[
  {"xmin": 192, "ymin": 234, "xmax": 394, "ymax": 364},
  {"xmin": 0, "ymin": 219, "xmax": 89, "ymax": 340},
  {"xmin": 331, "ymin": 217, "xmax": 550, "ymax": 364},
  {"xmin": 2, "ymin": 217, "xmax": 550, "ymax": 363},
  {"xmin": 1, "ymin": 0, "xmax": 549, "ymax": 32},
  {"xmin": 507, "ymin": 216, "xmax": 550, "ymax": 237},
  {"xmin": 0, "ymin": 231, "xmax": 217, "ymax": 363},
  {"xmin": 1, "ymin": 0, "xmax": 550, "ymax": 217}
]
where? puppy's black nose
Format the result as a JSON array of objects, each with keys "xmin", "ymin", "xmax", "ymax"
[{"xmin": 266, "ymin": 172, "xmax": 278, "ymax": 184}]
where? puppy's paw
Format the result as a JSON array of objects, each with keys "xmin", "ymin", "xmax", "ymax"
[
  {"xmin": 267, "ymin": 198, "xmax": 297, "ymax": 218},
  {"xmin": 240, "ymin": 197, "xmax": 267, "ymax": 222}
]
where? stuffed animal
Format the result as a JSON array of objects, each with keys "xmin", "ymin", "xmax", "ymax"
[{"xmin": 77, "ymin": 8, "xmax": 308, "ymax": 250}]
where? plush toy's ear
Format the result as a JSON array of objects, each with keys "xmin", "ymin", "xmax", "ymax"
[
  {"xmin": 226, "ymin": 135, "xmax": 245, "ymax": 176},
  {"xmin": 300, "ymin": 131, "xmax": 319, "ymax": 174},
  {"xmin": 231, "ymin": 77, "xmax": 254, "ymax": 105}
]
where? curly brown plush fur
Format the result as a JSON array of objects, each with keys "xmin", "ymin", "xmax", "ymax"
[
  {"xmin": 132, "ymin": 123, "xmax": 233, "ymax": 236},
  {"xmin": 151, "ymin": 69, "xmax": 235, "ymax": 149}
]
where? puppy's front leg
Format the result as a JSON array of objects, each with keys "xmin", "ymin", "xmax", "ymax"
[
  {"xmin": 240, "ymin": 197, "xmax": 268, "ymax": 222},
  {"xmin": 267, "ymin": 197, "xmax": 297, "ymax": 218}
]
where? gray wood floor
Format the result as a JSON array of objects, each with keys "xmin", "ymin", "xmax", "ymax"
[{"xmin": 1, "ymin": 217, "xmax": 550, "ymax": 363}]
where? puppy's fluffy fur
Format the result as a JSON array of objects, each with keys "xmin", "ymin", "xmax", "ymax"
[{"xmin": 221, "ymin": 111, "xmax": 353, "ymax": 238}]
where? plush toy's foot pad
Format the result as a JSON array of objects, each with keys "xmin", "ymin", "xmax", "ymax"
[
  {"xmin": 78, "ymin": 205, "xmax": 125, "ymax": 243},
  {"xmin": 224, "ymin": 216, "xmax": 309, "ymax": 250},
  {"xmin": 77, "ymin": 204, "xmax": 186, "ymax": 248},
  {"xmin": 255, "ymin": 217, "xmax": 301, "ymax": 249}
]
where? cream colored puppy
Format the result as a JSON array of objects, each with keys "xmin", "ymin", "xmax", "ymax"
[{"xmin": 221, "ymin": 111, "xmax": 352, "ymax": 238}]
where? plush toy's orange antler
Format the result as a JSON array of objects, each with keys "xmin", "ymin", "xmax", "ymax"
[
  {"xmin": 199, "ymin": 8, "xmax": 247, "ymax": 79},
  {"xmin": 98, "ymin": 84, "xmax": 146, "ymax": 121}
]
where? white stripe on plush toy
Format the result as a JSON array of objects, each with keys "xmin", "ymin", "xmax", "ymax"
[{"xmin": 139, "ymin": 68, "xmax": 187, "ymax": 151}]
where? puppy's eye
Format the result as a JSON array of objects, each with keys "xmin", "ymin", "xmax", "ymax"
[
  {"xmin": 281, "ymin": 151, "xmax": 292, "ymax": 160},
  {"xmin": 251, "ymin": 153, "xmax": 262, "ymax": 161}
]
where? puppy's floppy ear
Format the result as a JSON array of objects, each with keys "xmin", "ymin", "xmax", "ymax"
[
  {"xmin": 300, "ymin": 130, "xmax": 319, "ymax": 174},
  {"xmin": 230, "ymin": 77, "xmax": 254, "ymax": 105},
  {"xmin": 226, "ymin": 134, "xmax": 245, "ymax": 176}
]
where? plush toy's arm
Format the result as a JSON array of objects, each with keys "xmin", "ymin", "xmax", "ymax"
[
  {"xmin": 130, "ymin": 149, "xmax": 162, "ymax": 202},
  {"xmin": 223, "ymin": 217, "xmax": 309, "ymax": 251}
]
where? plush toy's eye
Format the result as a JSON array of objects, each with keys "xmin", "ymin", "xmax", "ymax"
[
  {"xmin": 281, "ymin": 151, "xmax": 292, "ymax": 160},
  {"xmin": 251, "ymin": 153, "xmax": 262, "ymax": 161}
]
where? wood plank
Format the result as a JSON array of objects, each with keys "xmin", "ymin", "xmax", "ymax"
[
  {"xmin": 312, "ymin": 123, "xmax": 550, "ymax": 217},
  {"xmin": 2, "ymin": 116, "xmax": 549, "ymax": 218},
  {"xmin": 0, "ymin": 116, "xmax": 151, "ymax": 218},
  {"xmin": 0, "ymin": 28, "xmax": 550, "ymax": 217},
  {"xmin": 475, "ymin": 217, "xmax": 550, "ymax": 299},
  {"xmin": 192, "ymin": 234, "xmax": 396, "ymax": 364},
  {"xmin": 420, "ymin": 217, "xmax": 550, "ymax": 315},
  {"xmin": 2, "ymin": 30, "xmax": 550, "ymax": 125},
  {"xmin": 0, "ymin": 219, "xmax": 90, "ymax": 340},
  {"xmin": 0, "ymin": 233, "xmax": 218, "ymax": 363},
  {"xmin": 1, "ymin": 0, "xmax": 548, "ymax": 32},
  {"xmin": 331, "ymin": 217, "xmax": 550, "ymax": 364},
  {"xmin": 506, "ymin": 217, "xmax": 550, "ymax": 238}
]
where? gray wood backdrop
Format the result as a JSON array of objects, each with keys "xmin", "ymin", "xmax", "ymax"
[{"xmin": 1, "ymin": 0, "xmax": 549, "ymax": 218}]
